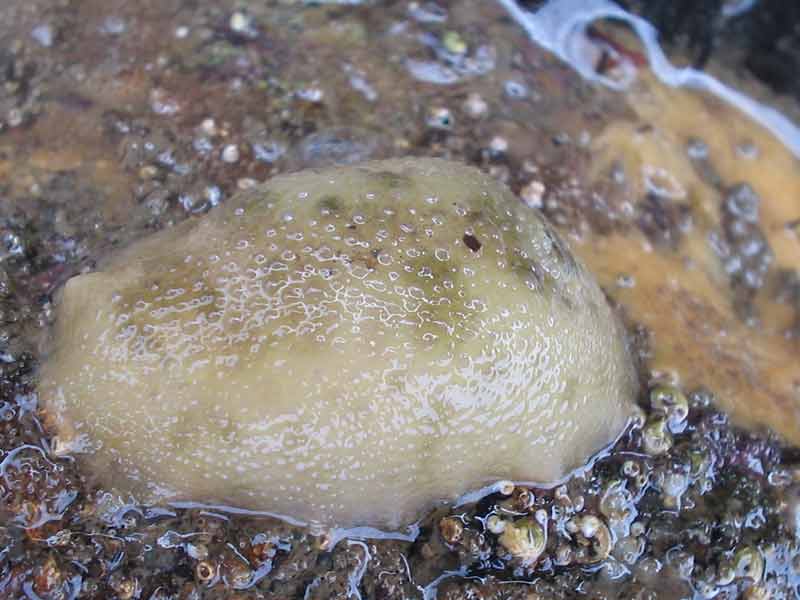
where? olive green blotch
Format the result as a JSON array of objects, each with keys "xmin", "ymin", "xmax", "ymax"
[{"xmin": 39, "ymin": 158, "xmax": 638, "ymax": 529}]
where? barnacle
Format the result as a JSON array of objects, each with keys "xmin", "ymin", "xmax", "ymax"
[
  {"xmin": 642, "ymin": 416, "xmax": 673, "ymax": 456},
  {"xmin": 498, "ymin": 515, "xmax": 547, "ymax": 565},
  {"xmin": 649, "ymin": 384, "xmax": 689, "ymax": 431},
  {"xmin": 439, "ymin": 516, "xmax": 465, "ymax": 546},
  {"xmin": 731, "ymin": 546, "xmax": 765, "ymax": 583},
  {"xmin": 569, "ymin": 514, "xmax": 613, "ymax": 564}
]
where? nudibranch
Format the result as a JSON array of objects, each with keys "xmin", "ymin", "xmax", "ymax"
[{"xmin": 39, "ymin": 158, "xmax": 637, "ymax": 529}]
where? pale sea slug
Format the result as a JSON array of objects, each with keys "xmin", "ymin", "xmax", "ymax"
[{"xmin": 39, "ymin": 158, "xmax": 638, "ymax": 529}]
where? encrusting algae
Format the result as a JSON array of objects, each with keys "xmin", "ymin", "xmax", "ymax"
[
  {"xmin": 38, "ymin": 158, "xmax": 638, "ymax": 529},
  {"xmin": 582, "ymin": 69, "xmax": 800, "ymax": 444}
]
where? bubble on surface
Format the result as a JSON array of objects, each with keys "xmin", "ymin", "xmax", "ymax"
[{"xmin": 39, "ymin": 159, "xmax": 637, "ymax": 529}]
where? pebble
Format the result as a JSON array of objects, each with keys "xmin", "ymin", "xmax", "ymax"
[
  {"xmin": 31, "ymin": 24, "xmax": 54, "ymax": 48},
  {"xmin": 200, "ymin": 118, "xmax": 218, "ymax": 137},
  {"xmin": 297, "ymin": 87, "xmax": 324, "ymax": 103},
  {"xmin": 553, "ymin": 132, "xmax": 572, "ymax": 146},
  {"xmin": 150, "ymin": 89, "xmax": 180, "ymax": 116},
  {"xmin": 485, "ymin": 514, "xmax": 506, "ymax": 534},
  {"xmin": 139, "ymin": 165, "xmax": 159, "ymax": 180},
  {"xmin": 463, "ymin": 92, "xmax": 488, "ymax": 118},
  {"xmin": 221, "ymin": 144, "xmax": 240, "ymax": 163},
  {"xmin": 252, "ymin": 141, "xmax": 286, "ymax": 163},
  {"xmin": 345, "ymin": 67, "xmax": 378, "ymax": 102},
  {"xmin": 405, "ymin": 59, "xmax": 459, "ymax": 85},
  {"xmin": 489, "ymin": 136, "xmax": 508, "ymax": 155},
  {"xmin": 100, "ymin": 16, "xmax": 127, "ymax": 35},
  {"xmin": 193, "ymin": 137, "xmax": 214, "ymax": 155},
  {"xmin": 408, "ymin": 2, "xmax": 448, "ymax": 23},
  {"xmin": 504, "ymin": 80, "xmax": 528, "ymax": 99},
  {"xmin": 521, "ymin": 180, "xmax": 546, "ymax": 209},
  {"xmin": 442, "ymin": 31, "xmax": 467, "ymax": 55},
  {"xmin": 229, "ymin": 12, "xmax": 251, "ymax": 33},
  {"xmin": 7, "ymin": 109, "xmax": 23, "ymax": 128},
  {"xmin": 426, "ymin": 106, "xmax": 453, "ymax": 130}
]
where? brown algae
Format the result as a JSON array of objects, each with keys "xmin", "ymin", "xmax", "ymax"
[{"xmin": 38, "ymin": 158, "xmax": 638, "ymax": 529}]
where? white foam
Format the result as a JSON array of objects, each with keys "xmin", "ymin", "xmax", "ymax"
[
  {"xmin": 168, "ymin": 500, "xmax": 309, "ymax": 527},
  {"xmin": 495, "ymin": 0, "xmax": 800, "ymax": 158},
  {"xmin": 346, "ymin": 540, "xmax": 370, "ymax": 600},
  {"xmin": 326, "ymin": 522, "xmax": 421, "ymax": 548}
]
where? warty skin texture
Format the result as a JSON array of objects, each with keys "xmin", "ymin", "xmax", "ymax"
[{"xmin": 39, "ymin": 158, "xmax": 638, "ymax": 529}]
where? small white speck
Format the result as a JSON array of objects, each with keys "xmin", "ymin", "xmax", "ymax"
[
  {"xmin": 221, "ymin": 144, "xmax": 240, "ymax": 163},
  {"xmin": 297, "ymin": 87, "xmax": 324, "ymax": 103},
  {"xmin": 31, "ymin": 24, "xmax": 54, "ymax": 48},
  {"xmin": 200, "ymin": 118, "xmax": 217, "ymax": 136},
  {"xmin": 100, "ymin": 15, "xmax": 126, "ymax": 35},
  {"xmin": 521, "ymin": 180, "xmax": 546, "ymax": 209},
  {"xmin": 489, "ymin": 136, "xmax": 508, "ymax": 154},
  {"xmin": 229, "ymin": 12, "xmax": 251, "ymax": 33},
  {"xmin": 463, "ymin": 92, "xmax": 488, "ymax": 118}
]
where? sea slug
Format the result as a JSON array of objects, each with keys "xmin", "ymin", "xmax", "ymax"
[{"xmin": 39, "ymin": 158, "xmax": 638, "ymax": 529}]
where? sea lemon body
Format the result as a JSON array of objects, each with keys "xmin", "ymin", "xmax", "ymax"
[{"xmin": 39, "ymin": 159, "xmax": 637, "ymax": 529}]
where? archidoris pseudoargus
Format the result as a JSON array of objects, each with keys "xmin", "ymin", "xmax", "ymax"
[{"xmin": 39, "ymin": 159, "xmax": 638, "ymax": 529}]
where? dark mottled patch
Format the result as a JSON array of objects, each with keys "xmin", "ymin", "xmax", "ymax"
[
  {"xmin": 637, "ymin": 194, "xmax": 691, "ymax": 248},
  {"xmin": 466, "ymin": 209, "xmax": 484, "ymax": 223},
  {"xmin": 717, "ymin": 184, "xmax": 773, "ymax": 323},
  {"xmin": 368, "ymin": 170, "xmax": 413, "ymax": 189},
  {"xmin": 543, "ymin": 225, "xmax": 577, "ymax": 274},
  {"xmin": 468, "ymin": 194, "xmax": 500, "ymax": 217},
  {"xmin": 510, "ymin": 254, "xmax": 542, "ymax": 287},
  {"xmin": 354, "ymin": 248, "xmax": 380, "ymax": 270},
  {"xmin": 462, "ymin": 233, "xmax": 482, "ymax": 252},
  {"xmin": 317, "ymin": 195, "xmax": 343, "ymax": 214},
  {"xmin": 241, "ymin": 190, "xmax": 284, "ymax": 219},
  {"xmin": 396, "ymin": 253, "xmax": 473, "ymax": 348}
]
